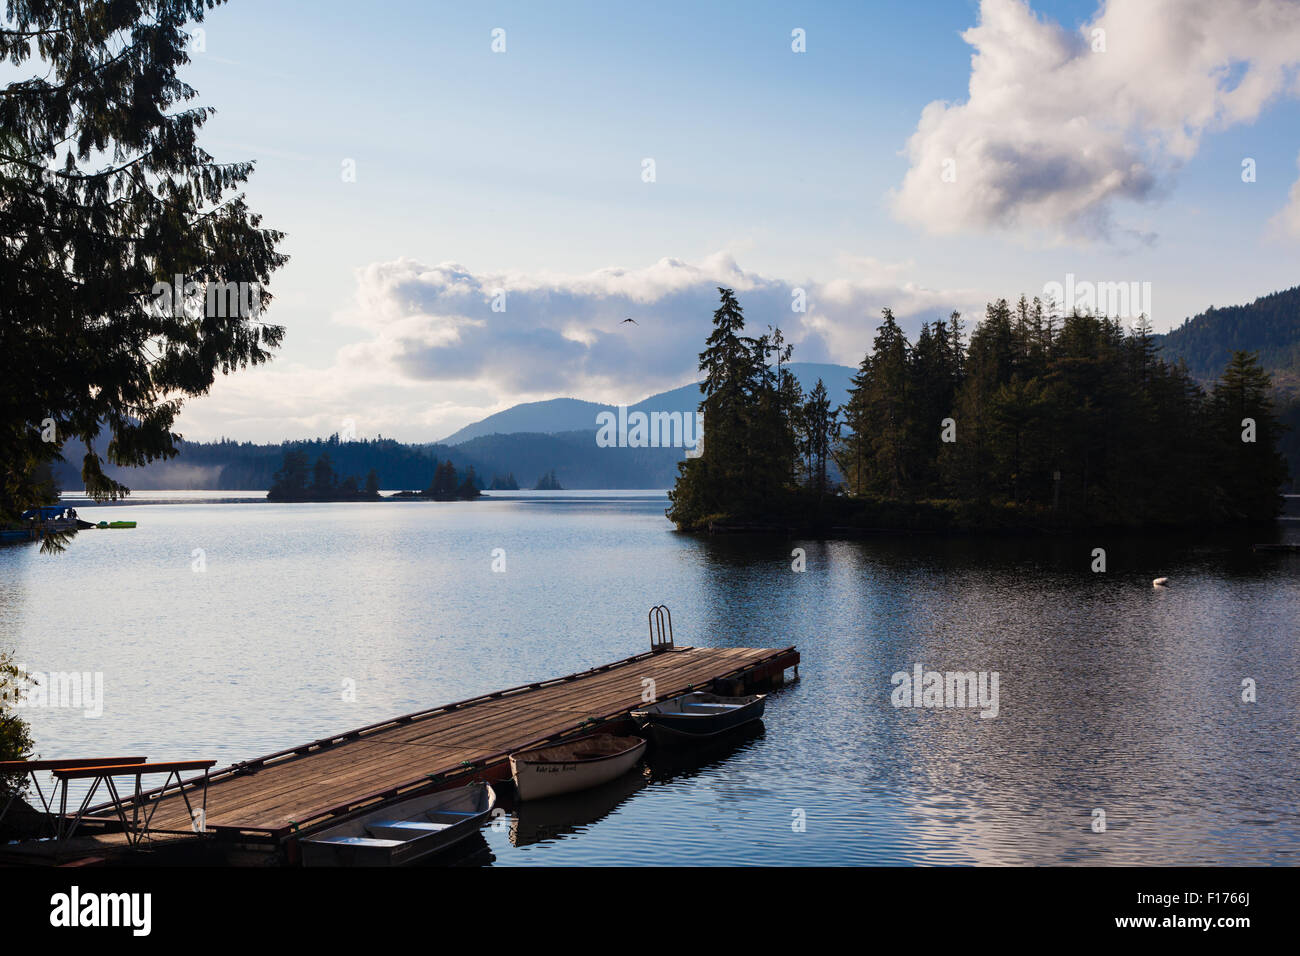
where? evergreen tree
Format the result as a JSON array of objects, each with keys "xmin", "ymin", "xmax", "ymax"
[
  {"xmin": 458, "ymin": 466, "xmax": 481, "ymax": 499},
  {"xmin": 837, "ymin": 351, "xmax": 874, "ymax": 497},
  {"xmin": 311, "ymin": 453, "xmax": 337, "ymax": 494},
  {"xmin": 798, "ymin": 378, "xmax": 835, "ymax": 494},
  {"xmin": 667, "ymin": 288, "xmax": 800, "ymax": 528},
  {"xmin": 0, "ymin": 1, "xmax": 287, "ymax": 520},
  {"xmin": 843, "ymin": 309, "xmax": 912, "ymax": 497},
  {"xmin": 428, "ymin": 460, "xmax": 459, "ymax": 498},
  {"xmin": 1210, "ymin": 352, "xmax": 1288, "ymax": 520},
  {"xmin": 267, "ymin": 449, "xmax": 309, "ymax": 501}
]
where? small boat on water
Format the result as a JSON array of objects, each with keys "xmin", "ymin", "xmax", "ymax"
[
  {"xmin": 19, "ymin": 505, "xmax": 95, "ymax": 531},
  {"xmin": 631, "ymin": 691, "xmax": 766, "ymax": 744},
  {"xmin": 300, "ymin": 781, "xmax": 495, "ymax": 867},
  {"xmin": 510, "ymin": 733, "xmax": 647, "ymax": 801}
]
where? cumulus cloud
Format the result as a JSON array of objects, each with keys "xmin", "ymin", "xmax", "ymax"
[
  {"xmin": 184, "ymin": 254, "xmax": 982, "ymax": 443},
  {"xmin": 338, "ymin": 254, "xmax": 977, "ymax": 398},
  {"xmin": 891, "ymin": 0, "xmax": 1300, "ymax": 240}
]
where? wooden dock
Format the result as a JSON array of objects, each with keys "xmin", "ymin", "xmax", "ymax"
[{"xmin": 76, "ymin": 644, "xmax": 797, "ymax": 847}]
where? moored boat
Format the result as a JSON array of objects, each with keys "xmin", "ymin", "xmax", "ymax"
[
  {"xmin": 631, "ymin": 691, "xmax": 766, "ymax": 744},
  {"xmin": 20, "ymin": 505, "xmax": 95, "ymax": 531},
  {"xmin": 510, "ymin": 733, "xmax": 647, "ymax": 801},
  {"xmin": 300, "ymin": 781, "xmax": 495, "ymax": 867}
]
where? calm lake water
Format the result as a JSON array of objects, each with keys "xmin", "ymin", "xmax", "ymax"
[{"xmin": 3, "ymin": 491, "xmax": 1298, "ymax": 865}]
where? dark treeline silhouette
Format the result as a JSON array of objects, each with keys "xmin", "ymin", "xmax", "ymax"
[
  {"xmin": 268, "ymin": 447, "xmax": 483, "ymax": 502},
  {"xmin": 212, "ymin": 435, "xmax": 454, "ymax": 490},
  {"xmin": 267, "ymin": 449, "xmax": 379, "ymax": 502},
  {"xmin": 1157, "ymin": 284, "xmax": 1300, "ymax": 492},
  {"xmin": 393, "ymin": 460, "xmax": 481, "ymax": 500},
  {"xmin": 668, "ymin": 288, "xmax": 1289, "ymax": 533},
  {"xmin": 47, "ymin": 431, "xmax": 688, "ymax": 492},
  {"xmin": 489, "ymin": 473, "xmax": 519, "ymax": 490},
  {"xmin": 49, "ymin": 435, "xmax": 479, "ymax": 493},
  {"xmin": 533, "ymin": 470, "xmax": 563, "ymax": 490}
]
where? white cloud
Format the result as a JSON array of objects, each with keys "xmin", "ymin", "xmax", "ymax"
[
  {"xmin": 181, "ymin": 254, "xmax": 982, "ymax": 443},
  {"xmin": 891, "ymin": 0, "xmax": 1300, "ymax": 240},
  {"xmin": 1272, "ymin": 150, "xmax": 1300, "ymax": 239}
]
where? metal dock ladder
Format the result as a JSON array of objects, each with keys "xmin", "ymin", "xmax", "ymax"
[{"xmin": 648, "ymin": 605, "xmax": 674, "ymax": 653}]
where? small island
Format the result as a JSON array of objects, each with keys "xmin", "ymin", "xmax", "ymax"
[
  {"xmin": 390, "ymin": 459, "xmax": 482, "ymax": 501},
  {"xmin": 267, "ymin": 451, "xmax": 481, "ymax": 502},
  {"xmin": 267, "ymin": 450, "xmax": 381, "ymax": 502},
  {"xmin": 533, "ymin": 469, "xmax": 563, "ymax": 490}
]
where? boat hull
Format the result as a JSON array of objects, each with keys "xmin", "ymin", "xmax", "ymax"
[
  {"xmin": 510, "ymin": 735, "xmax": 648, "ymax": 801},
  {"xmin": 632, "ymin": 692, "xmax": 766, "ymax": 744},
  {"xmin": 300, "ymin": 781, "xmax": 495, "ymax": 867}
]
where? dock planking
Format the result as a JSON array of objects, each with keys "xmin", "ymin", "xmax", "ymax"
[{"xmin": 87, "ymin": 645, "xmax": 798, "ymax": 841}]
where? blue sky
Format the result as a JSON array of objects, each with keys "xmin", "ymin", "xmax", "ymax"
[{"xmin": 159, "ymin": 0, "xmax": 1300, "ymax": 441}]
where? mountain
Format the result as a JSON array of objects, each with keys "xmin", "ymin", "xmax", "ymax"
[
  {"xmin": 439, "ymin": 398, "xmax": 609, "ymax": 445},
  {"xmin": 1155, "ymin": 285, "xmax": 1300, "ymax": 394},
  {"xmin": 439, "ymin": 362, "xmax": 857, "ymax": 444}
]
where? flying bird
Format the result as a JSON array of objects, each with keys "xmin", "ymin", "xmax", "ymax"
[{"xmin": 621, "ymin": 317, "xmax": 638, "ymax": 325}]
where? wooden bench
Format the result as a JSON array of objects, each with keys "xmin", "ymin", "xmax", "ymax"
[
  {"xmin": 50, "ymin": 760, "xmax": 216, "ymax": 846},
  {"xmin": 0, "ymin": 758, "xmax": 146, "ymax": 838}
]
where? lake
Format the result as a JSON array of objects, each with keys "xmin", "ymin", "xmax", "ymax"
[{"xmin": 2, "ymin": 491, "xmax": 1298, "ymax": 865}]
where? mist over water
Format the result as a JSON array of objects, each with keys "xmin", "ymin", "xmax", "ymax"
[{"xmin": 2, "ymin": 492, "xmax": 1297, "ymax": 864}]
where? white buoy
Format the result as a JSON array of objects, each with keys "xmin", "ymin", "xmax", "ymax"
[{"xmin": 1152, "ymin": 577, "xmax": 1169, "ymax": 588}]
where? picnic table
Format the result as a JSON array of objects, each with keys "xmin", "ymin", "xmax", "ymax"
[{"xmin": 0, "ymin": 756, "xmax": 214, "ymax": 846}]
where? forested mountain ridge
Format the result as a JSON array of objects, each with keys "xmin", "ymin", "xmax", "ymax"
[{"xmin": 1156, "ymin": 284, "xmax": 1300, "ymax": 393}]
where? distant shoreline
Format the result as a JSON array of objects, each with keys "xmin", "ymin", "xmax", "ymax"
[{"xmin": 56, "ymin": 489, "xmax": 675, "ymax": 507}]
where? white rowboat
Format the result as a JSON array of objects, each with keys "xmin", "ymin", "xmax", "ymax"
[{"xmin": 510, "ymin": 733, "xmax": 647, "ymax": 801}]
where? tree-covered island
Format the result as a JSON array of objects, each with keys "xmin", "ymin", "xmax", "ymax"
[
  {"xmin": 267, "ymin": 449, "xmax": 482, "ymax": 502},
  {"xmin": 667, "ymin": 288, "xmax": 1289, "ymax": 534}
]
